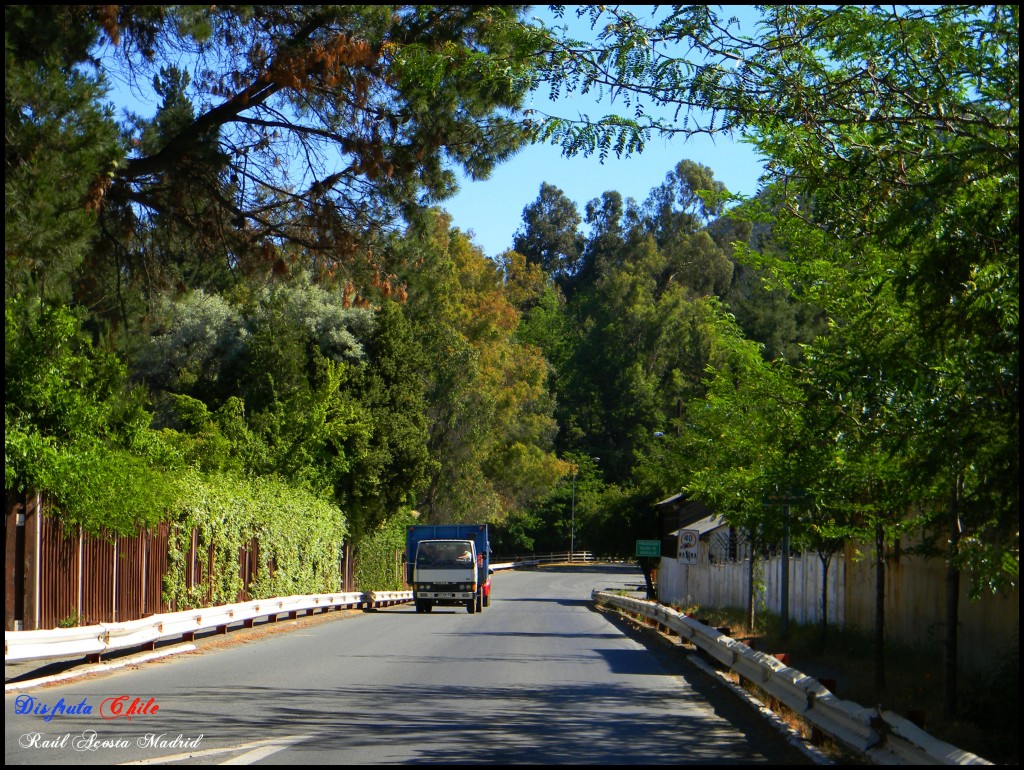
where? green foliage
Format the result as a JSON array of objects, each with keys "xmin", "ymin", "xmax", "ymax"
[
  {"xmin": 60, "ymin": 4, "xmax": 547, "ymax": 338},
  {"xmin": 37, "ymin": 443, "xmax": 180, "ymax": 536},
  {"xmin": 672, "ymin": 303, "xmax": 802, "ymax": 531},
  {"xmin": 513, "ymin": 182, "xmax": 585, "ymax": 282},
  {"xmin": 538, "ymin": 4, "xmax": 1018, "ymax": 593},
  {"xmin": 5, "ymin": 298, "xmax": 178, "ymax": 534},
  {"xmin": 57, "ymin": 608, "xmax": 82, "ymax": 629},
  {"xmin": 400, "ymin": 211, "xmax": 563, "ymax": 524},
  {"xmin": 514, "ymin": 281, "xmax": 575, "ymax": 375},
  {"xmin": 4, "ymin": 5, "xmax": 121, "ymax": 303},
  {"xmin": 338, "ymin": 301, "xmax": 432, "ymax": 540},
  {"xmin": 490, "ymin": 509, "xmax": 544, "ymax": 554},
  {"xmin": 502, "ymin": 160, "xmax": 827, "ymax": 555},
  {"xmin": 6, "ymin": 300, "xmax": 132, "ymax": 447},
  {"xmin": 134, "ymin": 290, "xmax": 247, "ymax": 402},
  {"xmin": 138, "ymin": 278, "xmax": 381, "ymax": 509},
  {"xmin": 560, "ymin": 230, "xmax": 721, "ymax": 483},
  {"xmin": 582, "ymin": 482, "xmax": 649, "ymax": 559},
  {"xmin": 165, "ymin": 471, "xmax": 347, "ymax": 608},
  {"xmin": 8, "ymin": 2, "xmax": 1014, "ymax": 652},
  {"xmin": 641, "ymin": 160, "xmax": 727, "ymax": 248},
  {"xmin": 353, "ymin": 510, "xmax": 418, "ymax": 592},
  {"xmin": 134, "ymin": 278, "xmax": 434, "ymax": 544}
]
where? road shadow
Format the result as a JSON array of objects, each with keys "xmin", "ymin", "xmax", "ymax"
[{"xmin": 493, "ymin": 597, "xmax": 593, "ymax": 608}]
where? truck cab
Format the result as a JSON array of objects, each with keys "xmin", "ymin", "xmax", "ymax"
[
  {"xmin": 411, "ymin": 539, "xmax": 479, "ymax": 613},
  {"xmin": 406, "ymin": 524, "xmax": 491, "ymax": 614}
]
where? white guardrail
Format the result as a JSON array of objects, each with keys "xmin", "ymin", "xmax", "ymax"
[
  {"xmin": 5, "ymin": 564, "xmax": 529, "ymax": 665},
  {"xmin": 593, "ymin": 591, "xmax": 992, "ymax": 766},
  {"xmin": 5, "ymin": 591, "xmax": 411, "ymax": 664}
]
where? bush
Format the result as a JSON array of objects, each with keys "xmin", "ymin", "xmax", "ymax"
[
  {"xmin": 165, "ymin": 471, "xmax": 347, "ymax": 608},
  {"xmin": 353, "ymin": 510, "xmax": 418, "ymax": 591}
]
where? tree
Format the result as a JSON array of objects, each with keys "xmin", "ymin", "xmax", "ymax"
[
  {"xmin": 574, "ymin": 190, "xmax": 632, "ymax": 296},
  {"xmin": 552, "ymin": 163, "xmax": 735, "ymax": 484},
  {"xmin": 641, "ymin": 160, "xmax": 724, "ymax": 244},
  {"xmin": 538, "ymin": 4, "xmax": 1017, "ymax": 714},
  {"xmin": 5, "ymin": 5, "xmax": 121, "ymax": 303},
  {"xmin": 803, "ymin": 310, "xmax": 916, "ymax": 689},
  {"xmin": 637, "ymin": 160, "xmax": 734, "ymax": 300},
  {"xmin": 667, "ymin": 304, "xmax": 802, "ymax": 629},
  {"xmin": 712, "ymin": 208, "xmax": 826, "ymax": 364},
  {"xmin": 10, "ymin": 5, "xmax": 549, "ymax": 333},
  {"xmin": 512, "ymin": 182, "xmax": 585, "ymax": 283},
  {"xmin": 135, "ymin": 275, "xmax": 421, "ymax": 539},
  {"xmin": 399, "ymin": 211, "xmax": 562, "ymax": 524},
  {"xmin": 539, "ymin": 3, "xmax": 1017, "ymax": 477},
  {"xmin": 8, "ymin": 5, "xmax": 585, "ymax": 604},
  {"xmin": 5, "ymin": 297, "xmax": 177, "ymax": 534},
  {"xmin": 500, "ymin": 248, "xmax": 548, "ymax": 313}
]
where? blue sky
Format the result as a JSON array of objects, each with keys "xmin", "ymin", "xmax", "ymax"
[
  {"xmin": 441, "ymin": 126, "xmax": 766, "ymax": 259},
  {"xmin": 101, "ymin": 6, "xmax": 767, "ymax": 260},
  {"xmin": 440, "ymin": 5, "xmax": 768, "ymax": 258}
]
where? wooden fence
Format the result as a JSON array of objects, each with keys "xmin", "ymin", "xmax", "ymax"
[
  {"xmin": 4, "ymin": 491, "xmax": 295, "ymax": 631},
  {"xmin": 658, "ymin": 533, "xmax": 1018, "ymax": 677}
]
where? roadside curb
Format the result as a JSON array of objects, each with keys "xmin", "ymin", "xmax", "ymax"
[
  {"xmin": 684, "ymin": 651, "xmax": 833, "ymax": 765},
  {"xmin": 595, "ymin": 601, "xmax": 832, "ymax": 766}
]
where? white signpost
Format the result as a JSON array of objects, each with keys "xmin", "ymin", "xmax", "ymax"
[{"xmin": 677, "ymin": 529, "xmax": 699, "ymax": 565}]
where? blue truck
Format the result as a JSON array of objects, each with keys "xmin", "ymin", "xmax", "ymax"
[{"xmin": 405, "ymin": 524, "xmax": 491, "ymax": 614}]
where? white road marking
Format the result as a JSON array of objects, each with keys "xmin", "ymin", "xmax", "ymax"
[
  {"xmin": 120, "ymin": 734, "xmax": 312, "ymax": 765},
  {"xmin": 218, "ymin": 741, "xmax": 303, "ymax": 765}
]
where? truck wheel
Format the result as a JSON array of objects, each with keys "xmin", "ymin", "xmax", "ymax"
[
  {"xmin": 415, "ymin": 600, "xmax": 425, "ymax": 613},
  {"xmin": 475, "ymin": 593, "xmax": 483, "ymax": 613},
  {"xmin": 467, "ymin": 599, "xmax": 476, "ymax": 614}
]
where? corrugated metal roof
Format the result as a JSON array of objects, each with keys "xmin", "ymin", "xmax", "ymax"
[{"xmin": 668, "ymin": 514, "xmax": 729, "ymax": 538}]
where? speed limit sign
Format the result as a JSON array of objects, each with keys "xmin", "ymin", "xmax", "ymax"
[{"xmin": 678, "ymin": 529, "xmax": 699, "ymax": 565}]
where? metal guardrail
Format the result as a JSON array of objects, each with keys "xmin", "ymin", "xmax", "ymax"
[
  {"xmin": 3, "ymin": 559, "xmax": 558, "ymax": 664},
  {"xmin": 6, "ymin": 567, "xmax": 545, "ymax": 665},
  {"xmin": 488, "ymin": 562, "xmax": 519, "ymax": 571},
  {"xmin": 5, "ymin": 591, "xmax": 412, "ymax": 664},
  {"xmin": 593, "ymin": 591, "xmax": 992, "ymax": 766},
  {"xmin": 9, "ymin": 577, "xmax": 987, "ymax": 764}
]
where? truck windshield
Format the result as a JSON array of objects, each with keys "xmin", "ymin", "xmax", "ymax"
[{"xmin": 417, "ymin": 541, "xmax": 473, "ymax": 568}]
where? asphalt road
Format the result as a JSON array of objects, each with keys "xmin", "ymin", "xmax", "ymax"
[{"xmin": 5, "ymin": 565, "xmax": 814, "ymax": 765}]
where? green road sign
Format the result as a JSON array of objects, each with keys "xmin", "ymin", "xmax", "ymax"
[{"xmin": 636, "ymin": 539, "xmax": 661, "ymax": 557}]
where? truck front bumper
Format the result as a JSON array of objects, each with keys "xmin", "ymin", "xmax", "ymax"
[{"xmin": 417, "ymin": 591, "xmax": 474, "ymax": 600}]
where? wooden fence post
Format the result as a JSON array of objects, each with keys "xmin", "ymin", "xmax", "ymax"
[
  {"xmin": 5, "ymin": 492, "xmax": 25, "ymax": 631},
  {"xmin": 23, "ymin": 492, "xmax": 42, "ymax": 630}
]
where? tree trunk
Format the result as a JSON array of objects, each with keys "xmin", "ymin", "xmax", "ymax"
[
  {"xmin": 818, "ymin": 550, "xmax": 832, "ymax": 640},
  {"xmin": 874, "ymin": 522, "xmax": 886, "ymax": 690},
  {"xmin": 747, "ymin": 555, "xmax": 757, "ymax": 631},
  {"xmin": 943, "ymin": 475, "xmax": 963, "ymax": 720}
]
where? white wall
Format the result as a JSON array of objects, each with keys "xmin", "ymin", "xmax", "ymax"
[{"xmin": 659, "ymin": 542, "xmax": 844, "ymax": 627}]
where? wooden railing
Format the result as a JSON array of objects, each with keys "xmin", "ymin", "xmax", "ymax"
[{"xmin": 493, "ymin": 551, "xmax": 597, "ymax": 565}]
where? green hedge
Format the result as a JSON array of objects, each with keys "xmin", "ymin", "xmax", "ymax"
[
  {"xmin": 165, "ymin": 470, "xmax": 347, "ymax": 608},
  {"xmin": 353, "ymin": 510, "xmax": 417, "ymax": 592}
]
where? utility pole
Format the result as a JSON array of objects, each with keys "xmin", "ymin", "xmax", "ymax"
[{"xmin": 570, "ymin": 464, "xmax": 577, "ymax": 562}]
